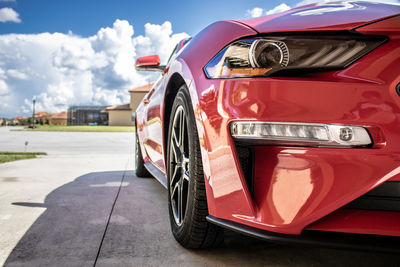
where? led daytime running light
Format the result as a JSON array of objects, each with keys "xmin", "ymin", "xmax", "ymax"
[{"xmin": 230, "ymin": 122, "xmax": 372, "ymax": 147}]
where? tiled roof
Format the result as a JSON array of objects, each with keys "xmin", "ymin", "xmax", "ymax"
[
  {"xmin": 106, "ymin": 103, "xmax": 131, "ymax": 111},
  {"xmin": 34, "ymin": 111, "xmax": 50, "ymax": 118},
  {"xmin": 12, "ymin": 116, "xmax": 25, "ymax": 120},
  {"xmin": 128, "ymin": 82, "xmax": 154, "ymax": 92},
  {"xmin": 51, "ymin": 111, "xmax": 67, "ymax": 119}
]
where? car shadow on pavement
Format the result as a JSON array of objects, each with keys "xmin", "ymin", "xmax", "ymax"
[
  {"xmin": 4, "ymin": 171, "xmax": 127, "ymax": 267},
  {"xmin": 5, "ymin": 170, "xmax": 400, "ymax": 267}
]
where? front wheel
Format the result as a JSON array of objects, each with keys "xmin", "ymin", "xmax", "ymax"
[{"xmin": 167, "ymin": 85, "xmax": 223, "ymax": 248}]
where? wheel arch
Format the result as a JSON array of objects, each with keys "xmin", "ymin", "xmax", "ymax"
[
  {"xmin": 163, "ymin": 72, "xmax": 187, "ymax": 164},
  {"xmin": 162, "ymin": 59, "xmax": 215, "ymax": 216}
]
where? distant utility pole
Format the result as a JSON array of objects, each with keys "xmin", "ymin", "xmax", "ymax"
[{"xmin": 32, "ymin": 96, "xmax": 36, "ymax": 129}]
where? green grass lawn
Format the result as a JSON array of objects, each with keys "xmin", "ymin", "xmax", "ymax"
[
  {"xmin": 18, "ymin": 125, "xmax": 135, "ymax": 132},
  {"xmin": 0, "ymin": 152, "xmax": 47, "ymax": 164}
]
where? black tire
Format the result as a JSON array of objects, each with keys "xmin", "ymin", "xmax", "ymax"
[
  {"xmin": 135, "ymin": 131, "xmax": 151, "ymax": 177},
  {"xmin": 167, "ymin": 85, "xmax": 223, "ymax": 248}
]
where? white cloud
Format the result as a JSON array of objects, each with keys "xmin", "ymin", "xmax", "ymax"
[
  {"xmin": 246, "ymin": 7, "xmax": 264, "ymax": 18},
  {"xmin": 133, "ymin": 21, "xmax": 189, "ymax": 63},
  {"xmin": 246, "ymin": 4, "xmax": 291, "ymax": 18},
  {"xmin": 7, "ymin": 69, "xmax": 28, "ymax": 80},
  {"xmin": 0, "ymin": 80, "xmax": 8, "ymax": 95},
  {"xmin": 0, "ymin": 19, "xmax": 189, "ymax": 117},
  {"xmin": 0, "ymin": 7, "xmax": 21, "ymax": 23},
  {"xmin": 266, "ymin": 3, "xmax": 291, "ymax": 15},
  {"xmin": 0, "ymin": 68, "xmax": 6, "ymax": 79}
]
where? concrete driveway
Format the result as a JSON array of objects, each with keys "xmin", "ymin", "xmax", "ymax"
[{"xmin": 0, "ymin": 127, "xmax": 399, "ymax": 266}]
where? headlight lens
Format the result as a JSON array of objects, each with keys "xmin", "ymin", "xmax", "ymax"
[{"xmin": 204, "ymin": 35, "xmax": 386, "ymax": 79}]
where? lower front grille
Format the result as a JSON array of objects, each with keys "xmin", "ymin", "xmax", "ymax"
[
  {"xmin": 345, "ymin": 181, "xmax": 400, "ymax": 212},
  {"xmin": 234, "ymin": 142, "xmax": 254, "ymax": 198}
]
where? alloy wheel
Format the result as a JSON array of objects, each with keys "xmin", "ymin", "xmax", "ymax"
[{"xmin": 169, "ymin": 105, "xmax": 190, "ymax": 226}]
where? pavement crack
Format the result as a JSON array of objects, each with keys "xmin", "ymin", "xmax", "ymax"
[{"xmin": 93, "ymin": 158, "xmax": 130, "ymax": 266}]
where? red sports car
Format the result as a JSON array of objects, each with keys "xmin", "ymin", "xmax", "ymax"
[{"xmin": 134, "ymin": 1, "xmax": 400, "ymax": 250}]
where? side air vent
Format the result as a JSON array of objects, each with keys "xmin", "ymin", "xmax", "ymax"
[
  {"xmin": 234, "ymin": 142, "xmax": 255, "ymax": 198},
  {"xmin": 345, "ymin": 181, "xmax": 400, "ymax": 212}
]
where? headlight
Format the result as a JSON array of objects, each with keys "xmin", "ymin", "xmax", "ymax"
[{"xmin": 204, "ymin": 35, "xmax": 386, "ymax": 79}]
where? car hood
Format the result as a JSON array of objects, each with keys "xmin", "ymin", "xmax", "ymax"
[{"xmin": 237, "ymin": 1, "xmax": 400, "ymax": 33}]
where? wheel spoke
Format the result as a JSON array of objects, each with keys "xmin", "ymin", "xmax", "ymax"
[
  {"xmin": 178, "ymin": 181, "xmax": 183, "ymax": 224},
  {"xmin": 170, "ymin": 164, "xmax": 180, "ymax": 187},
  {"xmin": 172, "ymin": 182, "xmax": 179, "ymax": 200},
  {"xmin": 179, "ymin": 111, "xmax": 185, "ymax": 147},
  {"xmin": 183, "ymin": 170, "xmax": 190, "ymax": 182},
  {"xmin": 172, "ymin": 128, "xmax": 181, "ymax": 160}
]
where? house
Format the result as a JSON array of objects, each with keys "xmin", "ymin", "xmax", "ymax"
[
  {"xmin": 129, "ymin": 83, "xmax": 153, "ymax": 112},
  {"xmin": 11, "ymin": 116, "xmax": 26, "ymax": 125},
  {"xmin": 106, "ymin": 83, "xmax": 153, "ymax": 126},
  {"xmin": 50, "ymin": 111, "xmax": 67, "ymax": 125},
  {"xmin": 106, "ymin": 103, "xmax": 133, "ymax": 126},
  {"xmin": 34, "ymin": 112, "xmax": 50, "ymax": 125},
  {"xmin": 67, "ymin": 106, "xmax": 109, "ymax": 125}
]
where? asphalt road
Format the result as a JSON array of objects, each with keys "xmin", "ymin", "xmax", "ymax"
[{"xmin": 0, "ymin": 126, "xmax": 399, "ymax": 267}]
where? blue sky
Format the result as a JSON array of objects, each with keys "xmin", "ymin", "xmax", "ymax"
[
  {"xmin": 0, "ymin": 0, "xmax": 301, "ymax": 37},
  {"xmin": 0, "ymin": 0, "xmax": 399, "ymax": 118}
]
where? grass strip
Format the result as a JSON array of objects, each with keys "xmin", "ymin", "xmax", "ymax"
[
  {"xmin": 0, "ymin": 151, "xmax": 47, "ymax": 164},
  {"xmin": 0, "ymin": 152, "xmax": 47, "ymax": 155},
  {"xmin": 17, "ymin": 125, "xmax": 135, "ymax": 132}
]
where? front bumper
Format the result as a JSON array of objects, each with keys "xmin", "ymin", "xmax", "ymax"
[{"xmin": 194, "ymin": 30, "xmax": 400, "ymax": 236}]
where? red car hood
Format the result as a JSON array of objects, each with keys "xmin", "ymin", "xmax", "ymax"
[{"xmin": 237, "ymin": 1, "xmax": 400, "ymax": 33}]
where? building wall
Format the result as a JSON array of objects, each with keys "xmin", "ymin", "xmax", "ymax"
[
  {"xmin": 130, "ymin": 92, "xmax": 147, "ymax": 111},
  {"xmin": 50, "ymin": 118, "xmax": 67, "ymax": 125},
  {"xmin": 108, "ymin": 110, "xmax": 134, "ymax": 126}
]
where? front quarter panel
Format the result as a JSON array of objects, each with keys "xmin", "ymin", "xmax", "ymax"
[{"xmin": 178, "ymin": 21, "xmax": 259, "ymax": 219}]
